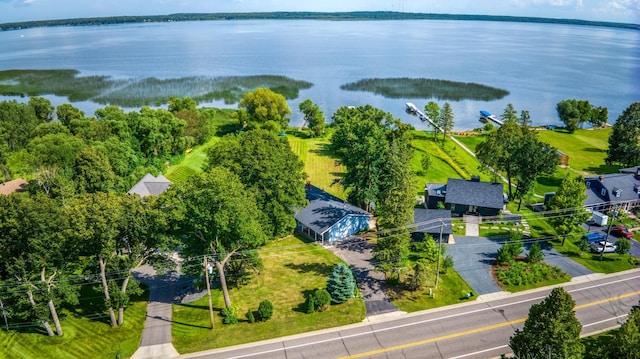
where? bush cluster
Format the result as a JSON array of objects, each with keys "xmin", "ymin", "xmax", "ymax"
[{"xmin": 304, "ymin": 289, "xmax": 332, "ymax": 313}]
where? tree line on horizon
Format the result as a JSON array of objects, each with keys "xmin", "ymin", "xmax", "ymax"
[{"xmin": 2, "ymin": 11, "xmax": 638, "ymax": 32}]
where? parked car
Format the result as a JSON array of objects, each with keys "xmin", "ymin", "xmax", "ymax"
[
  {"xmin": 582, "ymin": 232, "xmax": 606, "ymax": 243},
  {"xmin": 611, "ymin": 225, "xmax": 633, "ymax": 238},
  {"xmin": 589, "ymin": 241, "xmax": 617, "ymax": 253}
]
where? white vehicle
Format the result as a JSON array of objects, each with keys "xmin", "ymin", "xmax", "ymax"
[
  {"xmin": 589, "ymin": 241, "xmax": 617, "ymax": 253},
  {"xmin": 591, "ymin": 211, "xmax": 608, "ymax": 226}
]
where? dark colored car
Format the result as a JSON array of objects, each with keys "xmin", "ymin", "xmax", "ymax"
[{"xmin": 611, "ymin": 225, "xmax": 633, "ymax": 239}]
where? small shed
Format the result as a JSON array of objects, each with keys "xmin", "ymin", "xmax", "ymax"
[
  {"xmin": 295, "ymin": 185, "xmax": 372, "ymax": 244},
  {"xmin": 557, "ymin": 150, "xmax": 569, "ymax": 167}
]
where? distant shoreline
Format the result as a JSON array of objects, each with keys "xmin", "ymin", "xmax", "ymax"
[{"xmin": 1, "ymin": 11, "xmax": 638, "ymax": 32}]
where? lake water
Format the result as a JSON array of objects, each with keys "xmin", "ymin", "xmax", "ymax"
[{"xmin": 0, "ymin": 20, "xmax": 638, "ymax": 130}]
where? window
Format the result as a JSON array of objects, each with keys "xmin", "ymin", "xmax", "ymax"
[
  {"xmin": 601, "ymin": 188, "xmax": 606, "ymax": 196},
  {"xmin": 585, "ymin": 181, "xmax": 591, "ymax": 189}
]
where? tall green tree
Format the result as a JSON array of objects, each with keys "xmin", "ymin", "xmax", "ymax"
[
  {"xmin": 164, "ymin": 167, "xmax": 266, "ymax": 324},
  {"xmin": 501, "ymin": 103, "xmax": 519, "ymax": 123},
  {"xmin": 590, "ymin": 106, "xmax": 608, "ymax": 127},
  {"xmin": 0, "ymin": 194, "xmax": 79, "ymax": 336},
  {"xmin": 519, "ymin": 110, "xmax": 531, "ymax": 128},
  {"xmin": 606, "ymin": 102, "xmax": 640, "ymax": 167},
  {"xmin": 238, "ymin": 88, "xmax": 291, "ymax": 131},
  {"xmin": 27, "ymin": 132, "xmax": 85, "ymax": 175},
  {"xmin": 299, "ymin": 98, "xmax": 325, "ymax": 137},
  {"xmin": 475, "ymin": 120, "xmax": 523, "ymax": 199},
  {"xmin": 28, "ymin": 97, "xmax": 54, "ymax": 123},
  {"xmin": 511, "ymin": 134, "xmax": 558, "ymax": 210},
  {"xmin": 331, "ymin": 105, "xmax": 412, "ymax": 215},
  {"xmin": 73, "ymin": 146, "xmax": 117, "ymax": 193},
  {"xmin": 373, "ymin": 231, "xmax": 411, "ymax": 282},
  {"xmin": 604, "ymin": 301, "xmax": 640, "ymax": 359},
  {"xmin": 207, "ymin": 129, "xmax": 306, "ymax": 238},
  {"xmin": 546, "ymin": 175, "xmax": 590, "ymax": 246},
  {"xmin": 0, "ymin": 100, "xmax": 40, "ymax": 151},
  {"xmin": 509, "ymin": 287, "xmax": 584, "ymax": 359},
  {"xmin": 423, "ymin": 101, "xmax": 441, "ymax": 142},
  {"xmin": 56, "ymin": 103, "xmax": 85, "ymax": 127},
  {"xmin": 439, "ymin": 102, "xmax": 454, "ymax": 141}
]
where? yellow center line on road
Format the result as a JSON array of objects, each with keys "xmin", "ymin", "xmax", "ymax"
[{"xmin": 339, "ymin": 290, "xmax": 640, "ymax": 359}]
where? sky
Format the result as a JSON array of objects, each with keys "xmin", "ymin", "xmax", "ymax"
[{"xmin": 0, "ymin": 0, "xmax": 638, "ymax": 24}]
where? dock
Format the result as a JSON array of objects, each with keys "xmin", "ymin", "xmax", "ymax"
[{"xmin": 479, "ymin": 110, "xmax": 503, "ymax": 126}]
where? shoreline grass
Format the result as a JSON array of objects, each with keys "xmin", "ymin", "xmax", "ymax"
[
  {"xmin": 0, "ymin": 69, "xmax": 312, "ymax": 107},
  {"xmin": 341, "ymin": 77, "xmax": 509, "ymax": 101}
]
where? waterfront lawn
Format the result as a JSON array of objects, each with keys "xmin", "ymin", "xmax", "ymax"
[
  {"xmin": 537, "ymin": 128, "xmax": 615, "ymax": 174},
  {"xmin": 172, "ymin": 235, "xmax": 365, "ymax": 354},
  {"xmin": 0, "ymin": 286, "xmax": 148, "ymax": 359},
  {"xmin": 287, "ymin": 132, "xmax": 346, "ymax": 199}
]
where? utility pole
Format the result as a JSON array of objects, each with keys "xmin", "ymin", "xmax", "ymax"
[
  {"xmin": 435, "ymin": 221, "xmax": 443, "ymax": 288},
  {"xmin": 601, "ymin": 206, "xmax": 617, "ymax": 261},
  {"xmin": 0, "ymin": 298, "xmax": 8, "ymax": 332}
]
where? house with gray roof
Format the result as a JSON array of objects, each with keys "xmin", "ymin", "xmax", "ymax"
[
  {"xmin": 584, "ymin": 167, "xmax": 640, "ymax": 212},
  {"xmin": 425, "ymin": 177, "xmax": 505, "ymax": 217},
  {"xmin": 412, "ymin": 208, "xmax": 454, "ymax": 243},
  {"xmin": 295, "ymin": 184, "xmax": 372, "ymax": 244},
  {"xmin": 127, "ymin": 173, "xmax": 172, "ymax": 197}
]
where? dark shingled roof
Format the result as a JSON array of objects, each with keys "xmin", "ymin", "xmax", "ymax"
[
  {"xmin": 425, "ymin": 183, "xmax": 447, "ymax": 198},
  {"xmin": 413, "ymin": 208, "xmax": 453, "ymax": 235},
  {"xmin": 584, "ymin": 173, "xmax": 640, "ymax": 206},
  {"xmin": 445, "ymin": 178, "xmax": 504, "ymax": 209},
  {"xmin": 295, "ymin": 185, "xmax": 371, "ymax": 235}
]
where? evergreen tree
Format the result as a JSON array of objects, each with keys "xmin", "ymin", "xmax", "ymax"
[
  {"xmin": 327, "ymin": 263, "xmax": 356, "ymax": 304},
  {"xmin": 509, "ymin": 287, "xmax": 584, "ymax": 359}
]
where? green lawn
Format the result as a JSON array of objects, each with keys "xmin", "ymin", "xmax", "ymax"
[
  {"xmin": 390, "ymin": 264, "xmax": 476, "ymax": 312},
  {"xmin": 537, "ymin": 128, "xmax": 616, "ymax": 175},
  {"xmin": 172, "ymin": 235, "xmax": 365, "ymax": 354},
  {"xmin": 287, "ymin": 132, "xmax": 346, "ymax": 199},
  {"xmin": 0, "ymin": 288, "xmax": 148, "ymax": 359}
]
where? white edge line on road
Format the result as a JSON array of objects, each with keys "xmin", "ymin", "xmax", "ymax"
[
  {"xmin": 582, "ymin": 313, "xmax": 629, "ymax": 328},
  {"xmin": 448, "ymin": 345, "xmax": 509, "ymax": 359},
  {"xmin": 197, "ymin": 274, "xmax": 640, "ymax": 359}
]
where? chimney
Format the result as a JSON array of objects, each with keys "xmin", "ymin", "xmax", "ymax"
[
  {"xmin": 635, "ymin": 167, "xmax": 640, "ymax": 180},
  {"xmin": 599, "ymin": 175, "xmax": 604, "ymax": 182}
]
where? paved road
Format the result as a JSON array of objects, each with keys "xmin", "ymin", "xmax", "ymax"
[
  {"xmin": 330, "ymin": 238, "xmax": 399, "ymax": 316},
  {"xmin": 178, "ymin": 269, "xmax": 640, "ymax": 359}
]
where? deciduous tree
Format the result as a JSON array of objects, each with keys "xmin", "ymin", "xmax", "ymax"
[
  {"xmin": 509, "ymin": 287, "xmax": 584, "ymax": 359},
  {"xmin": 423, "ymin": 101, "xmax": 441, "ymax": 142},
  {"xmin": 238, "ymin": 88, "xmax": 291, "ymax": 131},
  {"xmin": 299, "ymin": 98, "xmax": 325, "ymax": 137},
  {"xmin": 546, "ymin": 175, "xmax": 590, "ymax": 245},
  {"xmin": 163, "ymin": 167, "xmax": 266, "ymax": 328},
  {"xmin": 606, "ymin": 102, "xmax": 640, "ymax": 167},
  {"xmin": 207, "ymin": 129, "xmax": 306, "ymax": 238}
]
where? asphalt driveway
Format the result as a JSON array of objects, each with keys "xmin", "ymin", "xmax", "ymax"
[{"xmin": 447, "ymin": 235, "xmax": 594, "ymax": 296}]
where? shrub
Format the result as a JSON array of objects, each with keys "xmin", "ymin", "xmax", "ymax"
[
  {"xmin": 442, "ymin": 255, "xmax": 454, "ymax": 274},
  {"xmin": 327, "ymin": 263, "xmax": 356, "ymax": 304},
  {"xmin": 303, "ymin": 294, "xmax": 315, "ymax": 314},
  {"xmin": 313, "ymin": 289, "xmax": 332, "ymax": 312},
  {"xmin": 221, "ymin": 306, "xmax": 238, "ymax": 324},
  {"xmin": 526, "ymin": 242, "xmax": 544, "ymax": 263},
  {"xmin": 245, "ymin": 309, "xmax": 255, "ymax": 323},
  {"xmin": 496, "ymin": 245, "xmax": 514, "ymax": 265},
  {"xmin": 257, "ymin": 299, "xmax": 274, "ymax": 321}
]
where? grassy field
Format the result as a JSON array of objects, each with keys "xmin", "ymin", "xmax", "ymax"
[
  {"xmin": 172, "ymin": 235, "xmax": 365, "ymax": 353},
  {"xmin": 287, "ymin": 132, "xmax": 346, "ymax": 199},
  {"xmin": 535, "ymin": 128, "xmax": 616, "ymax": 174},
  {"xmin": 0, "ymin": 288, "xmax": 148, "ymax": 359}
]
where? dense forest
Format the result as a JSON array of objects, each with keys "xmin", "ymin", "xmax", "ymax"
[{"xmin": 1, "ymin": 11, "xmax": 638, "ymax": 32}]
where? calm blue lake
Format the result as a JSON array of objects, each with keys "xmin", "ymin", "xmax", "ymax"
[{"xmin": 0, "ymin": 20, "xmax": 638, "ymax": 130}]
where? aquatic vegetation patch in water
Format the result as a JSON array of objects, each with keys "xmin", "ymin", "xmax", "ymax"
[
  {"xmin": 0, "ymin": 70, "xmax": 313, "ymax": 107},
  {"xmin": 340, "ymin": 77, "xmax": 509, "ymax": 101}
]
